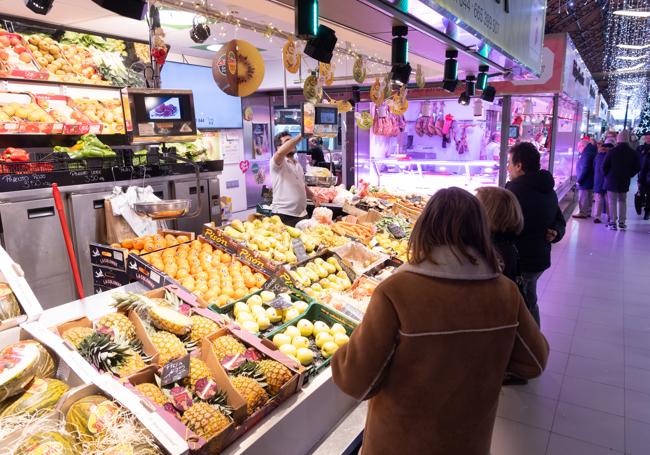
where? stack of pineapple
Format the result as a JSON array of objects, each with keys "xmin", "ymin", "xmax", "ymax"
[{"xmin": 212, "ymin": 334, "xmax": 294, "ymax": 416}]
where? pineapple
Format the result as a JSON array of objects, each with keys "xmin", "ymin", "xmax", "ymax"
[
  {"xmin": 62, "ymin": 326, "xmax": 94, "ymax": 348},
  {"xmin": 78, "ymin": 332, "xmax": 130, "ymax": 375},
  {"xmin": 212, "ymin": 335, "xmax": 246, "ymax": 362},
  {"xmin": 116, "ymin": 349, "xmax": 146, "ymax": 377},
  {"xmin": 95, "ymin": 312, "xmax": 136, "ymax": 340},
  {"xmin": 256, "ymin": 360, "xmax": 293, "ymax": 395},
  {"xmin": 231, "ymin": 376, "xmax": 269, "ymax": 415},
  {"xmin": 150, "ymin": 331, "xmax": 187, "ymax": 365},
  {"xmin": 148, "ymin": 304, "xmax": 192, "ymax": 336},
  {"xmin": 135, "ymin": 383, "xmax": 167, "ymax": 407},
  {"xmin": 181, "ymin": 402, "xmax": 230, "ymax": 440},
  {"xmin": 189, "ymin": 315, "xmax": 219, "ymax": 343},
  {"xmin": 183, "ymin": 357, "xmax": 213, "ymax": 390}
]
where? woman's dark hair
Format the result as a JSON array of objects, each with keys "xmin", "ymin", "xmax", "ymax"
[
  {"xmin": 274, "ymin": 131, "xmax": 291, "ymax": 148},
  {"xmin": 408, "ymin": 187, "xmax": 501, "ymax": 272},
  {"xmin": 509, "ymin": 142, "xmax": 541, "ymax": 173}
]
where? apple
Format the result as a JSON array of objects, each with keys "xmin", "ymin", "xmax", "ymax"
[
  {"xmin": 241, "ymin": 320, "xmax": 259, "ymax": 334},
  {"xmin": 283, "ymin": 307, "xmax": 300, "ymax": 322},
  {"xmin": 297, "ymin": 319, "xmax": 314, "ymax": 337},
  {"xmin": 236, "ymin": 312, "xmax": 254, "ymax": 323},
  {"xmin": 266, "ymin": 307, "xmax": 282, "ymax": 323},
  {"xmin": 279, "ymin": 344, "xmax": 297, "ymax": 357},
  {"xmin": 292, "ymin": 336, "xmax": 310, "ymax": 350},
  {"xmin": 296, "ymin": 347, "xmax": 314, "ymax": 366},
  {"xmin": 292, "ymin": 300, "xmax": 309, "ymax": 313},
  {"xmin": 313, "ymin": 321, "xmax": 330, "ymax": 337},
  {"xmin": 315, "ymin": 332, "xmax": 333, "ymax": 348},
  {"xmin": 251, "ymin": 305, "xmax": 266, "ymax": 317},
  {"xmin": 284, "ymin": 325, "xmax": 300, "ymax": 340},
  {"xmin": 334, "ymin": 333, "xmax": 350, "ymax": 347},
  {"xmin": 256, "ymin": 316, "xmax": 271, "ymax": 331},
  {"xmin": 321, "ymin": 341, "xmax": 339, "ymax": 358},
  {"xmin": 233, "ymin": 301, "xmax": 249, "ymax": 317},
  {"xmin": 330, "ymin": 323, "xmax": 346, "ymax": 335},
  {"xmin": 260, "ymin": 290, "xmax": 276, "ymax": 303},
  {"xmin": 246, "ymin": 294, "xmax": 263, "ymax": 307},
  {"xmin": 272, "ymin": 333, "xmax": 291, "ymax": 348}
]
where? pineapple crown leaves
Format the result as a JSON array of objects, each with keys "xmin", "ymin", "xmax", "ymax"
[
  {"xmin": 205, "ymin": 390, "xmax": 234, "ymax": 419},
  {"xmin": 231, "ymin": 361, "xmax": 268, "ymax": 390},
  {"xmin": 163, "ymin": 290, "xmax": 184, "ymax": 310},
  {"xmin": 78, "ymin": 332, "xmax": 131, "ymax": 374}
]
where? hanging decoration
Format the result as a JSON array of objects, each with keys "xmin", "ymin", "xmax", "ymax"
[
  {"xmin": 353, "ymin": 56, "xmax": 367, "ymax": 83},
  {"xmin": 319, "ymin": 62, "xmax": 335, "ymax": 86},
  {"xmin": 369, "ymin": 77, "xmax": 384, "ymax": 105},
  {"xmin": 282, "ymin": 37, "xmax": 301, "ymax": 74},
  {"xmin": 415, "ymin": 64, "xmax": 425, "ymax": 88},
  {"xmin": 212, "ymin": 39, "xmax": 265, "ymax": 97},
  {"xmin": 355, "ymin": 111, "xmax": 373, "ymax": 130},
  {"xmin": 303, "ymin": 72, "xmax": 322, "ymax": 103}
]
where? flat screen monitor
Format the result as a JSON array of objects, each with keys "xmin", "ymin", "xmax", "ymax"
[{"xmin": 161, "ymin": 61, "xmax": 243, "ymax": 129}]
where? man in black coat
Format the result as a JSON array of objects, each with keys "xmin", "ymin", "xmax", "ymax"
[
  {"xmin": 638, "ymin": 145, "xmax": 650, "ymax": 220},
  {"xmin": 506, "ymin": 142, "xmax": 566, "ymax": 327},
  {"xmin": 603, "ymin": 130, "xmax": 641, "ymax": 230},
  {"xmin": 573, "ymin": 137, "xmax": 598, "ymax": 219}
]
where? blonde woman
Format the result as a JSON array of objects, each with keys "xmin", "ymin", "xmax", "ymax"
[
  {"xmin": 476, "ymin": 186, "xmax": 524, "ymax": 283},
  {"xmin": 332, "ymin": 187, "xmax": 548, "ymax": 455}
]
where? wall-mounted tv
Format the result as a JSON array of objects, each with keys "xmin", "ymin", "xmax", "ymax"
[{"xmin": 161, "ymin": 61, "xmax": 243, "ymax": 129}]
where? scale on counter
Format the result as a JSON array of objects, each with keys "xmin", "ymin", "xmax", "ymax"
[{"xmin": 123, "ymin": 88, "xmax": 202, "ymax": 220}]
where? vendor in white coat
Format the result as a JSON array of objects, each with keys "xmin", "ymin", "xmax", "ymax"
[{"xmin": 271, "ymin": 132, "xmax": 319, "ymax": 227}]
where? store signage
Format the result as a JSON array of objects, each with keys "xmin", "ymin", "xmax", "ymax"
[
  {"xmin": 404, "ymin": 0, "xmax": 545, "ymax": 74},
  {"xmin": 160, "ymin": 354, "xmax": 191, "ymax": 387}
]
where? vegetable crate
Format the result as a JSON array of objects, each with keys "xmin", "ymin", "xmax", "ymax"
[{"xmin": 264, "ymin": 303, "xmax": 358, "ymax": 379}]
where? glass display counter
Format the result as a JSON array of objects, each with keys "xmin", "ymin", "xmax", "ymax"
[{"xmin": 371, "ymin": 159, "xmax": 500, "ymax": 194}]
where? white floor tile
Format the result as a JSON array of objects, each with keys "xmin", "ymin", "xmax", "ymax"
[
  {"xmin": 546, "ymin": 351, "xmax": 569, "ymax": 375},
  {"xmin": 626, "ymin": 419, "xmax": 650, "ymax": 455},
  {"xmin": 559, "ymin": 376, "xmax": 624, "ymax": 416},
  {"xmin": 490, "ymin": 417, "xmax": 549, "ymax": 455},
  {"xmin": 546, "ymin": 434, "xmax": 624, "ymax": 455},
  {"xmin": 625, "ymin": 390, "xmax": 650, "ymax": 425},
  {"xmin": 497, "ymin": 391, "xmax": 557, "ymax": 430},
  {"xmin": 570, "ymin": 336, "xmax": 624, "ymax": 362},
  {"xmin": 552, "ymin": 402, "xmax": 625, "ymax": 451},
  {"xmin": 565, "ymin": 354, "xmax": 624, "ymax": 388},
  {"xmin": 625, "ymin": 366, "xmax": 650, "ymax": 395}
]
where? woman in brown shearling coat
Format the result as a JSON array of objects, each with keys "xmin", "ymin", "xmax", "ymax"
[{"xmin": 332, "ymin": 187, "xmax": 549, "ymax": 455}]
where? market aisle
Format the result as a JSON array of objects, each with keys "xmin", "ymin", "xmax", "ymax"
[{"xmin": 490, "ymin": 193, "xmax": 650, "ymax": 455}]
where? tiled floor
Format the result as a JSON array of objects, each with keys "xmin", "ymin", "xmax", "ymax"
[{"xmin": 491, "ymin": 193, "xmax": 650, "ymax": 455}]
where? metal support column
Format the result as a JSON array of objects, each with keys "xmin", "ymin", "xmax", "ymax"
[
  {"xmin": 548, "ymin": 94, "xmax": 560, "ymax": 174},
  {"xmin": 498, "ymin": 95, "xmax": 512, "ymax": 187}
]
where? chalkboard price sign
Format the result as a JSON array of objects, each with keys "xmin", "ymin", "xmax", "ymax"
[
  {"xmin": 160, "ymin": 354, "xmax": 191, "ymax": 386},
  {"xmin": 292, "ymin": 238, "xmax": 309, "ymax": 262},
  {"xmin": 262, "ymin": 275, "xmax": 290, "ymax": 294},
  {"xmin": 268, "ymin": 294, "xmax": 293, "ymax": 310}
]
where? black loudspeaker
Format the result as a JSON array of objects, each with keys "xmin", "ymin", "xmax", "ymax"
[
  {"xmin": 304, "ymin": 24, "xmax": 337, "ymax": 64},
  {"xmin": 91, "ymin": 0, "xmax": 147, "ymax": 20}
]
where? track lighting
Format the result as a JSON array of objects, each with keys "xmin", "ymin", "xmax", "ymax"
[
  {"xmin": 391, "ymin": 25, "xmax": 411, "ymax": 85},
  {"xmin": 458, "ymin": 76, "xmax": 475, "ymax": 105},
  {"xmin": 477, "ymin": 65, "xmax": 489, "ymax": 91},
  {"xmin": 295, "ymin": 0, "xmax": 319, "ymax": 39},
  {"xmin": 458, "ymin": 92, "xmax": 470, "ymax": 105},
  {"xmin": 25, "ymin": 0, "xmax": 54, "ymax": 15},
  {"xmin": 481, "ymin": 86, "xmax": 497, "ymax": 102},
  {"xmin": 443, "ymin": 49, "xmax": 458, "ymax": 93}
]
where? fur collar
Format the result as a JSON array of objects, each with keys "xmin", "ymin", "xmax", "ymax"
[{"xmin": 396, "ymin": 246, "xmax": 500, "ymax": 281}]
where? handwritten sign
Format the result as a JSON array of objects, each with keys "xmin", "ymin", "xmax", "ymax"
[
  {"xmin": 268, "ymin": 294, "xmax": 293, "ymax": 310},
  {"xmin": 160, "ymin": 354, "xmax": 191, "ymax": 387},
  {"xmin": 262, "ymin": 275, "xmax": 291, "ymax": 294},
  {"xmin": 292, "ymin": 238, "xmax": 309, "ymax": 262},
  {"xmin": 387, "ymin": 223, "xmax": 406, "ymax": 239}
]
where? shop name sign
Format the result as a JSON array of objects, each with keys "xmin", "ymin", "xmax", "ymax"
[{"xmin": 409, "ymin": 0, "xmax": 545, "ymax": 75}]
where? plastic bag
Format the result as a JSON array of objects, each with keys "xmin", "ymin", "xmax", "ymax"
[{"xmin": 313, "ymin": 207, "xmax": 334, "ymax": 225}]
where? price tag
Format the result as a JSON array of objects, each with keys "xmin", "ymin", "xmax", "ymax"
[
  {"xmin": 262, "ymin": 275, "xmax": 290, "ymax": 294},
  {"xmin": 268, "ymin": 294, "xmax": 293, "ymax": 310},
  {"xmin": 387, "ymin": 222, "xmax": 406, "ymax": 239},
  {"xmin": 160, "ymin": 354, "xmax": 191, "ymax": 387},
  {"xmin": 292, "ymin": 238, "xmax": 309, "ymax": 262}
]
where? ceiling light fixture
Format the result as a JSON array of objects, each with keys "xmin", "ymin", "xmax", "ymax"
[
  {"xmin": 481, "ymin": 86, "xmax": 497, "ymax": 102},
  {"xmin": 617, "ymin": 44, "xmax": 650, "ymax": 50},
  {"xmin": 206, "ymin": 44, "xmax": 223, "ymax": 52},
  {"xmin": 190, "ymin": 16, "xmax": 211, "ymax": 43},
  {"xmin": 391, "ymin": 25, "xmax": 411, "ymax": 85},
  {"xmin": 25, "ymin": 0, "xmax": 54, "ymax": 15},
  {"xmin": 458, "ymin": 92, "xmax": 470, "ymax": 105},
  {"xmin": 476, "ymin": 64, "xmax": 489, "ymax": 91},
  {"xmin": 613, "ymin": 9, "xmax": 650, "ymax": 18},
  {"xmin": 443, "ymin": 49, "xmax": 458, "ymax": 93}
]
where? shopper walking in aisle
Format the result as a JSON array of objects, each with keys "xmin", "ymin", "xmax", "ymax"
[
  {"xmin": 505, "ymin": 142, "xmax": 566, "ymax": 326},
  {"xmin": 270, "ymin": 132, "xmax": 319, "ymax": 227},
  {"xmin": 475, "ymin": 186, "xmax": 524, "ymax": 283},
  {"xmin": 331, "ymin": 188, "xmax": 548, "ymax": 455},
  {"xmin": 603, "ymin": 130, "xmax": 641, "ymax": 230},
  {"xmin": 573, "ymin": 136, "xmax": 598, "ymax": 219},
  {"xmin": 593, "ymin": 139, "xmax": 614, "ymax": 224},
  {"xmin": 639, "ymin": 144, "xmax": 650, "ymax": 220}
]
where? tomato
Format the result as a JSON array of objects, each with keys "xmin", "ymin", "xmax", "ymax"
[
  {"xmin": 0, "ymin": 36, "xmax": 9, "ymax": 47},
  {"xmin": 13, "ymin": 45, "xmax": 26, "ymax": 55},
  {"xmin": 9, "ymin": 37, "xmax": 21, "ymax": 47},
  {"xmin": 0, "ymin": 50, "xmax": 9, "ymax": 61}
]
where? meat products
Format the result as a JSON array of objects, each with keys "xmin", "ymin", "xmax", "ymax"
[{"xmin": 415, "ymin": 116, "xmax": 426, "ymax": 136}]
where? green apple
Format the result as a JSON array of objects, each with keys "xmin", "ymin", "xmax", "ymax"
[
  {"xmin": 330, "ymin": 323, "xmax": 346, "ymax": 335},
  {"xmin": 313, "ymin": 321, "xmax": 330, "ymax": 337},
  {"xmin": 237, "ymin": 312, "xmax": 254, "ymax": 323},
  {"xmin": 296, "ymin": 347, "xmax": 314, "ymax": 366},
  {"xmin": 233, "ymin": 301, "xmax": 249, "ymax": 317},
  {"xmin": 292, "ymin": 336, "xmax": 310, "ymax": 350},
  {"xmin": 292, "ymin": 300, "xmax": 309, "ymax": 313},
  {"xmin": 297, "ymin": 319, "xmax": 314, "ymax": 337},
  {"xmin": 284, "ymin": 325, "xmax": 301, "ymax": 340},
  {"xmin": 266, "ymin": 307, "xmax": 282, "ymax": 323},
  {"xmin": 283, "ymin": 307, "xmax": 300, "ymax": 322},
  {"xmin": 321, "ymin": 341, "xmax": 339, "ymax": 358},
  {"xmin": 260, "ymin": 290, "xmax": 276, "ymax": 303},
  {"xmin": 251, "ymin": 305, "xmax": 266, "ymax": 316},
  {"xmin": 256, "ymin": 316, "xmax": 271, "ymax": 331},
  {"xmin": 272, "ymin": 333, "xmax": 291, "ymax": 348},
  {"xmin": 279, "ymin": 344, "xmax": 297, "ymax": 357},
  {"xmin": 334, "ymin": 333, "xmax": 350, "ymax": 347},
  {"xmin": 315, "ymin": 332, "xmax": 333, "ymax": 348},
  {"xmin": 241, "ymin": 320, "xmax": 259, "ymax": 334},
  {"xmin": 246, "ymin": 294, "xmax": 263, "ymax": 307}
]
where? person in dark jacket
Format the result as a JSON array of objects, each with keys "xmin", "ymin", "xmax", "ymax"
[
  {"xmin": 573, "ymin": 137, "xmax": 598, "ymax": 219},
  {"xmin": 593, "ymin": 139, "xmax": 614, "ymax": 224},
  {"xmin": 506, "ymin": 142, "xmax": 566, "ymax": 327},
  {"xmin": 603, "ymin": 130, "xmax": 641, "ymax": 230},
  {"xmin": 476, "ymin": 186, "xmax": 524, "ymax": 283},
  {"xmin": 639, "ymin": 147, "xmax": 650, "ymax": 220}
]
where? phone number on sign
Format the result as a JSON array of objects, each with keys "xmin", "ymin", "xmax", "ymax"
[{"xmin": 473, "ymin": 2, "xmax": 500, "ymax": 35}]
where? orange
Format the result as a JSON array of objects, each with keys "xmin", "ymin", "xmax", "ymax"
[
  {"xmin": 178, "ymin": 244, "xmax": 190, "ymax": 252},
  {"xmin": 154, "ymin": 241, "xmax": 165, "ymax": 250},
  {"xmin": 241, "ymin": 265, "xmax": 252, "ymax": 274},
  {"xmin": 220, "ymin": 253, "xmax": 232, "ymax": 264},
  {"xmin": 190, "ymin": 266, "xmax": 202, "ymax": 276},
  {"xmin": 133, "ymin": 239, "xmax": 145, "ymax": 250},
  {"xmin": 216, "ymin": 295, "xmax": 231, "ymax": 307},
  {"xmin": 191, "ymin": 240, "xmax": 202, "ymax": 250},
  {"xmin": 177, "ymin": 235, "xmax": 190, "ymax": 243},
  {"xmin": 121, "ymin": 239, "xmax": 134, "ymax": 249},
  {"xmin": 202, "ymin": 243, "xmax": 213, "ymax": 252},
  {"xmin": 221, "ymin": 287, "xmax": 234, "ymax": 297},
  {"xmin": 197, "ymin": 283, "xmax": 209, "ymax": 294},
  {"xmin": 176, "ymin": 269, "xmax": 190, "ymax": 280},
  {"xmin": 165, "ymin": 234, "xmax": 176, "ymax": 243},
  {"xmin": 195, "ymin": 271, "xmax": 209, "ymax": 281},
  {"xmin": 233, "ymin": 287, "xmax": 248, "ymax": 299},
  {"xmin": 244, "ymin": 274, "xmax": 256, "ymax": 288},
  {"xmin": 143, "ymin": 243, "xmax": 156, "ymax": 252},
  {"xmin": 254, "ymin": 274, "xmax": 266, "ymax": 287},
  {"xmin": 129, "ymin": 249, "xmax": 140, "ymax": 256}
]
